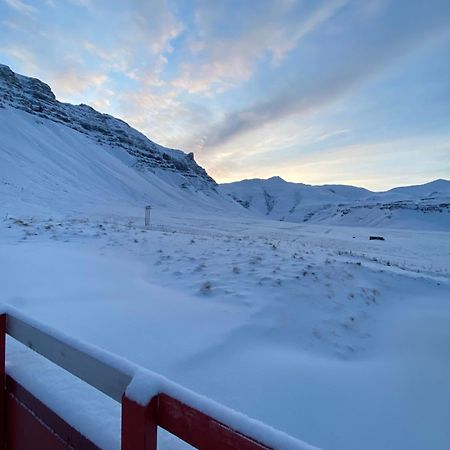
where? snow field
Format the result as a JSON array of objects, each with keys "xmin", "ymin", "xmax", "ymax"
[{"xmin": 1, "ymin": 212, "xmax": 449, "ymax": 449}]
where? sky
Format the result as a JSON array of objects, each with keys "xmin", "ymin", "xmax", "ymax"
[{"xmin": 0, "ymin": 0, "xmax": 449, "ymax": 190}]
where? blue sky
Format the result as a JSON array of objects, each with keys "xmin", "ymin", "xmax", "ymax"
[{"xmin": 1, "ymin": 0, "xmax": 449, "ymax": 189}]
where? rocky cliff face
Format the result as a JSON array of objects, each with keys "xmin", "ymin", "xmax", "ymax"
[{"xmin": 0, "ymin": 64, "xmax": 215, "ymax": 188}]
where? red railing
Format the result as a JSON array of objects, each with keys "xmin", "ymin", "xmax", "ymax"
[{"xmin": 0, "ymin": 312, "xmax": 314, "ymax": 450}]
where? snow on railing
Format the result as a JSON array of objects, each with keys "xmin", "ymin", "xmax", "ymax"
[{"xmin": 0, "ymin": 307, "xmax": 319, "ymax": 450}]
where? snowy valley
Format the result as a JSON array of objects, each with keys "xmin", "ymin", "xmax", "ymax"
[{"xmin": 1, "ymin": 65, "xmax": 450, "ymax": 450}]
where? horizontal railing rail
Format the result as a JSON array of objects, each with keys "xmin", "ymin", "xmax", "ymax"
[
  {"xmin": 0, "ymin": 310, "xmax": 316, "ymax": 450},
  {"xmin": 6, "ymin": 314, "xmax": 133, "ymax": 402}
]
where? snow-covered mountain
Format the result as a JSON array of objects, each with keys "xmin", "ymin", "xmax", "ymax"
[
  {"xmin": 1, "ymin": 64, "xmax": 448, "ymax": 230},
  {"xmin": 0, "ymin": 64, "xmax": 213, "ymax": 185},
  {"xmin": 0, "ymin": 64, "xmax": 246, "ymax": 217},
  {"xmin": 220, "ymin": 177, "xmax": 450, "ymax": 230}
]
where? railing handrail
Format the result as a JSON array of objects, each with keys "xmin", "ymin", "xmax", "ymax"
[
  {"xmin": 6, "ymin": 314, "xmax": 133, "ymax": 402},
  {"xmin": 2, "ymin": 308, "xmax": 317, "ymax": 450}
]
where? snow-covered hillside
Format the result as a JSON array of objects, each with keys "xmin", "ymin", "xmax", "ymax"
[
  {"xmin": 0, "ymin": 64, "xmax": 248, "ymax": 219},
  {"xmin": 220, "ymin": 176, "xmax": 450, "ymax": 230},
  {"xmin": 0, "ymin": 64, "xmax": 214, "ymax": 186},
  {"xmin": 0, "ymin": 106, "xmax": 249, "ymax": 219}
]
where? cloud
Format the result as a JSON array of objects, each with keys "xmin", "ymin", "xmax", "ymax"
[
  {"xmin": 0, "ymin": 42, "xmax": 110, "ymax": 100},
  {"xmin": 202, "ymin": 0, "xmax": 450, "ymax": 149},
  {"xmin": 118, "ymin": 88, "xmax": 211, "ymax": 150},
  {"xmin": 75, "ymin": 0, "xmax": 183, "ymax": 77},
  {"xmin": 50, "ymin": 70, "xmax": 109, "ymax": 97},
  {"xmin": 0, "ymin": 43, "xmax": 38, "ymax": 73},
  {"xmin": 172, "ymin": 0, "xmax": 348, "ymax": 94},
  {"xmin": 268, "ymin": 0, "xmax": 348, "ymax": 64},
  {"xmin": 68, "ymin": 0, "xmax": 94, "ymax": 7},
  {"xmin": 2, "ymin": 0, "xmax": 182, "ymax": 70},
  {"xmin": 0, "ymin": 0, "xmax": 183, "ymax": 102},
  {"xmin": 3, "ymin": 0, "xmax": 35, "ymax": 15},
  {"xmin": 90, "ymin": 97, "xmax": 111, "ymax": 111}
]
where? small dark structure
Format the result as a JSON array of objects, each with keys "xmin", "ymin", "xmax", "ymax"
[{"xmin": 369, "ymin": 236, "xmax": 385, "ymax": 241}]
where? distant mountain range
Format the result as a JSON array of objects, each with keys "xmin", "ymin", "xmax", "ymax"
[
  {"xmin": 220, "ymin": 177, "xmax": 450, "ymax": 230},
  {"xmin": 1, "ymin": 63, "xmax": 448, "ymax": 229}
]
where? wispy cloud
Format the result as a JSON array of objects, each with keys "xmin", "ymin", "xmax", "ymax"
[
  {"xmin": 202, "ymin": 1, "xmax": 450, "ymax": 149},
  {"xmin": 172, "ymin": 0, "xmax": 347, "ymax": 94},
  {"xmin": 118, "ymin": 88, "xmax": 211, "ymax": 150},
  {"xmin": 3, "ymin": 0, "xmax": 35, "ymax": 15}
]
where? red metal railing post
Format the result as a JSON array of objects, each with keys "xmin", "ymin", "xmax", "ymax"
[
  {"xmin": 0, "ymin": 314, "xmax": 6, "ymax": 449},
  {"xmin": 121, "ymin": 394, "xmax": 158, "ymax": 450}
]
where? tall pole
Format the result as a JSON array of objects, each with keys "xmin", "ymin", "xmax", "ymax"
[{"xmin": 145, "ymin": 205, "xmax": 151, "ymax": 229}]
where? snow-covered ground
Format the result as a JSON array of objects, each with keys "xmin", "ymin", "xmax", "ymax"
[{"xmin": 1, "ymin": 210, "xmax": 449, "ymax": 450}]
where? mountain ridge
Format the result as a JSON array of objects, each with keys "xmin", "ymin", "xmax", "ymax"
[
  {"xmin": 0, "ymin": 64, "xmax": 215, "ymax": 188},
  {"xmin": 224, "ymin": 175, "xmax": 449, "ymax": 195},
  {"xmin": 220, "ymin": 177, "xmax": 450, "ymax": 230}
]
